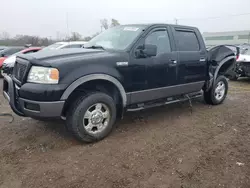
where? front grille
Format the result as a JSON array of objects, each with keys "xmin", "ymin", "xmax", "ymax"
[{"xmin": 13, "ymin": 58, "xmax": 28, "ymax": 83}]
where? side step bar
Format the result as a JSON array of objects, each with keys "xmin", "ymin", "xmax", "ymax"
[{"xmin": 127, "ymin": 91, "xmax": 203, "ymax": 112}]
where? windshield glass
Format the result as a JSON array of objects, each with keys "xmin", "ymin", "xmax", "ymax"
[
  {"xmin": 42, "ymin": 43, "xmax": 64, "ymax": 50},
  {"xmin": 85, "ymin": 25, "xmax": 145, "ymax": 50}
]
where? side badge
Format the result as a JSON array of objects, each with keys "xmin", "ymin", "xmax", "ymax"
[{"xmin": 116, "ymin": 62, "xmax": 128, "ymax": 66}]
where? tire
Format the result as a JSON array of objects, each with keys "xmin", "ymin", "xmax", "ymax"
[
  {"xmin": 66, "ymin": 92, "xmax": 117, "ymax": 143},
  {"xmin": 204, "ymin": 76, "xmax": 228, "ymax": 105},
  {"xmin": 228, "ymin": 74, "xmax": 239, "ymax": 81}
]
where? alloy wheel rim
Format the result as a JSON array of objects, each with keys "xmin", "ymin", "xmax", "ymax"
[
  {"xmin": 214, "ymin": 81, "xmax": 226, "ymax": 101},
  {"xmin": 83, "ymin": 103, "xmax": 111, "ymax": 134}
]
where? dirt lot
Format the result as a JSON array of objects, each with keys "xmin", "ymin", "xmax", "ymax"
[{"xmin": 1, "ymin": 79, "xmax": 250, "ymax": 188}]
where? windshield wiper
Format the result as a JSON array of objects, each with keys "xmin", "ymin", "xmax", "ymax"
[{"xmin": 85, "ymin": 45, "xmax": 105, "ymax": 50}]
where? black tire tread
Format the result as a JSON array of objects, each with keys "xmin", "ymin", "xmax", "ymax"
[
  {"xmin": 203, "ymin": 76, "xmax": 228, "ymax": 105},
  {"xmin": 228, "ymin": 74, "xmax": 238, "ymax": 81},
  {"xmin": 66, "ymin": 93, "xmax": 94, "ymax": 142},
  {"xmin": 66, "ymin": 92, "xmax": 116, "ymax": 143}
]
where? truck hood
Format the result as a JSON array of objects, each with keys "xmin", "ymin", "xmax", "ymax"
[
  {"xmin": 7, "ymin": 47, "xmax": 126, "ymax": 68},
  {"xmin": 20, "ymin": 48, "xmax": 110, "ymax": 64}
]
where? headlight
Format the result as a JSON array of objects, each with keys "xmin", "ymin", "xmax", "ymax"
[{"xmin": 27, "ymin": 66, "xmax": 59, "ymax": 84}]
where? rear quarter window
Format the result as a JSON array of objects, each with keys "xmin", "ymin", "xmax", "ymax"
[{"xmin": 175, "ymin": 30, "xmax": 200, "ymax": 51}]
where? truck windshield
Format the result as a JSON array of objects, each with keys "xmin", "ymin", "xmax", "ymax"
[{"xmin": 85, "ymin": 25, "xmax": 145, "ymax": 51}]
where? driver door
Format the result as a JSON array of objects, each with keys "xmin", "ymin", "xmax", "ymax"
[{"xmin": 128, "ymin": 27, "xmax": 178, "ymax": 104}]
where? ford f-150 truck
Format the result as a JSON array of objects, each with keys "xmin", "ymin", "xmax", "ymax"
[{"xmin": 2, "ymin": 24, "xmax": 238, "ymax": 143}]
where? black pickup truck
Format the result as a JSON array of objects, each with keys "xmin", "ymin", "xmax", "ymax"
[{"xmin": 2, "ymin": 24, "xmax": 237, "ymax": 142}]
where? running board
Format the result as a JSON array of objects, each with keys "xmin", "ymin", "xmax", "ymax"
[{"xmin": 127, "ymin": 91, "xmax": 203, "ymax": 112}]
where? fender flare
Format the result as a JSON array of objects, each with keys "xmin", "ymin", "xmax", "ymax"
[
  {"xmin": 60, "ymin": 74, "xmax": 127, "ymax": 107},
  {"xmin": 213, "ymin": 56, "xmax": 236, "ymax": 86}
]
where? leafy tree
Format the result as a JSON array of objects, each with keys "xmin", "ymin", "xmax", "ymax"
[
  {"xmin": 0, "ymin": 34, "xmax": 53, "ymax": 46},
  {"xmin": 110, "ymin": 19, "xmax": 120, "ymax": 27},
  {"xmin": 100, "ymin": 19, "xmax": 109, "ymax": 30},
  {"xmin": 83, "ymin": 36, "xmax": 92, "ymax": 41},
  {"xmin": 68, "ymin": 32, "xmax": 82, "ymax": 41},
  {"xmin": 0, "ymin": 31, "xmax": 10, "ymax": 40}
]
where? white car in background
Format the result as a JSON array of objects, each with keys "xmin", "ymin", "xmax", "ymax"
[
  {"xmin": 237, "ymin": 47, "xmax": 250, "ymax": 62},
  {"xmin": 42, "ymin": 41, "xmax": 87, "ymax": 50},
  {"xmin": 228, "ymin": 46, "xmax": 250, "ymax": 80}
]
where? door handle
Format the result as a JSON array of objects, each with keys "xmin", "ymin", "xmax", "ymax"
[
  {"xmin": 169, "ymin": 60, "xmax": 177, "ymax": 67},
  {"xmin": 200, "ymin": 58, "xmax": 206, "ymax": 62},
  {"xmin": 170, "ymin": 60, "xmax": 177, "ymax": 64}
]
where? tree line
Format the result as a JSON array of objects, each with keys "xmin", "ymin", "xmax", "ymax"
[{"xmin": 0, "ymin": 18, "xmax": 120, "ymax": 47}]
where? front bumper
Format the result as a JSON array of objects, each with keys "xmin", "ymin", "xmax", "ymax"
[{"xmin": 3, "ymin": 75, "xmax": 65, "ymax": 118}]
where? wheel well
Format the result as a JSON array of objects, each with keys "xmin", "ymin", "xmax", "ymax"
[
  {"xmin": 62, "ymin": 79, "xmax": 123, "ymax": 118},
  {"xmin": 218, "ymin": 59, "xmax": 235, "ymax": 76}
]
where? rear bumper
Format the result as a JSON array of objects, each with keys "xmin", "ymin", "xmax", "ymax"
[{"xmin": 3, "ymin": 75, "xmax": 65, "ymax": 118}]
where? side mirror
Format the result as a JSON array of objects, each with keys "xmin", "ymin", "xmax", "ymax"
[
  {"xmin": 135, "ymin": 44, "xmax": 157, "ymax": 58},
  {"xmin": 143, "ymin": 44, "xmax": 157, "ymax": 57}
]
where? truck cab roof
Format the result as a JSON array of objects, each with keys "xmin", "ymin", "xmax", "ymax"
[{"xmin": 122, "ymin": 23, "xmax": 199, "ymax": 30}]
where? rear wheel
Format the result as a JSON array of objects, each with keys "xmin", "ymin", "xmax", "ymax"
[
  {"xmin": 204, "ymin": 76, "xmax": 228, "ymax": 105},
  {"xmin": 228, "ymin": 73, "xmax": 239, "ymax": 81},
  {"xmin": 66, "ymin": 92, "xmax": 117, "ymax": 143}
]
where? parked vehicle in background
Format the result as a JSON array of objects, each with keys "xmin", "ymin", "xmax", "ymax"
[
  {"xmin": 0, "ymin": 47, "xmax": 24, "ymax": 59},
  {"xmin": 3, "ymin": 24, "xmax": 237, "ymax": 143},
  {"xmin": 0, "ymin": 46, "xmax": 6, "ymax": 51},
  {"xmin": 0, "ymin": 47, "xmax": 25, "ymax": 76},
  {"xmin": 228, "ymin": 46, "xmax": 250, "ymax": 80},
  {"xmin": 1, "ymin": 47, "xmax": 42, "ymax": 76},
  {"xmin": 42, "ymin": 41, "xmax": 87, "ymax": 50}
]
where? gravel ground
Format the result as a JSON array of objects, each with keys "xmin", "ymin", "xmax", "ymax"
[{"xmin": 1, "ymin": 78, "xmax": 250, "ymax": 188}]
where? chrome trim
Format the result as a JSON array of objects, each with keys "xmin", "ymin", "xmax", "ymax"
[{"xmin": 200, "ymin": 58, "xmax": 206, "ymax": 62}]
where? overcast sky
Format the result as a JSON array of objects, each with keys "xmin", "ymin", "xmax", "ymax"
[{"xmin": 1, "ymin": 0, "xmax": 250, "ymax": 39}]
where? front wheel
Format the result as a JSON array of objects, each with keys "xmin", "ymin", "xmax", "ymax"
[
  {"xmin": 204, "ymin": 76, "xmax": 228, "ymax": 105},
  {"xmin": 66, "ymin": 92, "xmax": 117, "ymax": 143}
]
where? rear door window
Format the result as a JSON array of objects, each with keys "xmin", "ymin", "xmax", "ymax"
[{"xmin": 175, "ymin": 30, "xmax": 200, "ymax": 51}]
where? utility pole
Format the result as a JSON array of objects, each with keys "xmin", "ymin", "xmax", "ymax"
[
  {"xmin": 66, "ymin": 12, "xmax": 70, "ymax": 41},
  {"xmin": 174, "ymin": 18, "xmax": 178, "ymax": 25}
]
